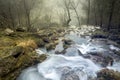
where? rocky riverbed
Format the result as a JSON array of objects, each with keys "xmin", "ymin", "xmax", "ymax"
[{"xmin": 17, "ymin": 25, "xmax": 120, "ymax": 80}]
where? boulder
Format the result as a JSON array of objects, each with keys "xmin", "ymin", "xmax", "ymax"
[
  {"xmin": 45, "ymin": 43, "xmax": 56, "ymax": 51},
  {"xmin": 43, "ymin": 37, "xmax": 50, "ymax": 43},
  {"xmin": 35, "ymin": 39, "xmax": 45, "ymax": 47},
  {"xmin": 63, "ymin": 39, "xmax": 73, "ymax": 45},
  {"xmin": 4, "ymin": 28, "xmax": 14, "ymax": 36},
  {"xmin": 91, "ymin": 34, "xmax": 108, "ymax": 39},
  {"xmin": 0, "ymin": 49, "xmax": 47, "ymax": 80},
  {"xmin": 16, "ymin": 27, "xmax": 26, "ymax": 32},
  {"xmin": 55, "ymin": 50, "xmax": 66, "ymax": 54},
  {"xmin": 108, "ymin": 35, "xmax": 120, "ymax": 44},
  {"xmin": 10, "ymin": 46, "xmax": 24, "ymax": 58},
  {"xmin": 97, "ymin": 69, "xmax": 120, "ymax": 80}
]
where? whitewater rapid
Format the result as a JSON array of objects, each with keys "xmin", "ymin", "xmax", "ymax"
[{"xmin": 17, "ymin": 25, "xmax": 120, "ymax": 80}]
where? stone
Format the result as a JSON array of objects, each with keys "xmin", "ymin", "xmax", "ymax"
[
  {"xmin": 4, "ymin": 28, "xmax": 14, "ymax": 36},
  {"xmin": 91, "ymin": 34, "xmax": 108, "ymax": 39},
  {"xmin": 61, "ymin": 71, "xmax": 80, "ymax": 80},
  {"xmin": 97, "ymin": 69, "xmax": 120, "ymax": 80},
  {"xmin": 16, "ymin": 27, "xmax": 26, "ymax": 32},
  {"xmin": 43, "ymin": 37, "xmax": 50, "ymax": 43},
  {"xmin": 10, "ymin": 46, "xmax": 24, "ymax": 58},
  {"xmin": 63, "ymin": 39, "xmax": 73, "ymax": 45}
]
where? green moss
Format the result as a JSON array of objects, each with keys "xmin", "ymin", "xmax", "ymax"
[
  {"xmin": 97, "ymin": 69, "xmax": 120, "ymax": 80},
  {"xmin": 0, "ymin": 27, "xmax": 65, "ymax": 80},
  {"xmin": 0, "ymin": 51, "xmax": 47, "ymax": 80}
]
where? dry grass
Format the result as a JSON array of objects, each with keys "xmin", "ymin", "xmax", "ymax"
[{"xmin": 17, "ymin": 39, "xmax": 37, "ymax": 49}]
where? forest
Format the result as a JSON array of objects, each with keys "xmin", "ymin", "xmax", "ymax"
[{"xmin": 0, "ymin": 0, "xmax": 120, "ymax": 80}]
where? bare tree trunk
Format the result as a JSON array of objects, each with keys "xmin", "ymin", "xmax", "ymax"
[
  {"xmin": 75, "ymin": 9, "xmax": 80, "ymax": 26},
  {"xmin": 71, "ymin": 3, "xmax": 80, "ymax": 27},
  {"xmin": 87, "ymin": 0, "xmax": 90, "ymax": 27},
  {"xmin": 66, "ymin": 8, "xmax": 71, "ymax": 26},
  {"xmin": 23, "ymin": 0, "xmax": 31, "ymax": 31},
  {"xmin": 16, "ymin": 6, "xmax": 21, "ymax": 27},
  {"xmin": 107, "ymin": 0, "xmax": 116, "ymax": 31},
  {"xmin": 27, "ymin": 13, "xmax": 31, "ymax": 30},
  {"xmin": 118, "ymin": 13, "xmax": 120, "ymax": 32},
  {"xmin": 8, "ymin": 4, "xmax": 15, "ymax": 30},
  {"xmin": 93, "ymin": 1, "xmax": 97, "ymax": 26},
  {"xmin": 100, "ymin": 6, "xmax": 104, "ymax": 28},
  {"xmin": 63, "ymin": 0, "xmax": 71, "ymax": 26}
]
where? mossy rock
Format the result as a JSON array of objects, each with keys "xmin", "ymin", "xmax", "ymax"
[
  {"xmin": 97, "ymin": 69, "xmax": 120, "ymax": 80},
  {"xmin": 0, "ymin": 46, "xmax": 25, "ymax": 77},
  {"xmin": 10, "ymin": 46, "xmax": 25, "ymax": 58},
  {"xmin": 42, "ymin": 37, "xmax": 51, "ymax": 43},
  {"xmin": 62, "ymin": 39, "xmax": 73, "ymax": 49},
  {"xmin": 91, "ymin": 29, "xmax": 109, "ymax": 39},
  {"xmin": 0, "ymin": 50, "xmax": 47, "ymax": 80},
  {"xmin": 45, "ymin": 43, "xmax": 57, "ymax": 51},
  {"xmin": 34, "ymin": 38, "xmax": 45, "ymax": 47}
]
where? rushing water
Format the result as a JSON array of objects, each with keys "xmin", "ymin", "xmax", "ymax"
[{"xmin": 17, "ymin": 26, "xmax": 120, "ymax": 80}]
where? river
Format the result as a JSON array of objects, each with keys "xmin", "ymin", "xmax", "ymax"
[{"xmin": 17, "ymin": 25, "xmax": 120, "ymax": 80}]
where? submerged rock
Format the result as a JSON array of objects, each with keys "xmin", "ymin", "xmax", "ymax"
[
  {"xmin": 87, "ymin": 52, "xmax": 114, "ymax": 67},
  {"xmin": 61, "ymin": 71, "xmax": 80, "ymax": 80},
  {"xmin": 59, "ymin": 67, "xmax": 85, "ymax": 80}
]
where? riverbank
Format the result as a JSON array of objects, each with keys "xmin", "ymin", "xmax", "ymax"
[{"xmin": 0, "ymin": 27, "xmax": 65, "ymax": 80}]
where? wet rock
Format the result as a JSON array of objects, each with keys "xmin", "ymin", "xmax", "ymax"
[
  {"xmin": 77, "ymin": 50, "xmax": 83, "ymax": 56},
  {"xmin": 48, "ymin": 33, "xmax": 53, "ymax": 36},
  {"xmin": 61, "ymin": 71, "xmax": 80, "ymax": 80},
  {"xmin": 101, "ymin": 56, "xmax": 113, "ymax": 67},
  {"xmin": 16, "ymin": 27, "xmax": 26, "ymax": 32},
  {"xmin": 63, "ymin": 39, "xmax": 73, "ymax": 45},
  {"xmin": 97, "ymin": 69, "xmax": 120, "ymax": 80},
  {"xmin": 108, "ymin": 35, "xmax": 120, "ymax": 44},
  {"xmin": 86, "ymin": 52, "xmax": 114, "ymax": 67},
  {"xmin": 88, "ymin": 52, "xmax": 102, "ymax": 56},
  {"xmin": 51, "ymin": 36, "xmax": 58, "ymax": 41},
  {"xmin": 91, "ymin": 34, "xmax": 108, "ymax": 39},
  {"xmin": 57, "ymin": 66, "xmax": 71, "ymax": 74},
  {"xmin": 62, "ymin": 39, "xmax": 73, "ymax": 49},
  {"xmin": 55, "ymin": 50, "xmax": 66, "ymax": 54},
  {"xmin": 113, "ymin": 50, "xmax": 120, "ymax": 56},
  {"xmin": 35, "ymin": 39, "xmax": 45, "ymax": 47},
  {"xmin": 43, "ymin": 37, "xmax": 50, "ymax": 43},
  {"xmin": 45, "ymin": 43, "xmax": 57, "ymax": 51},
  {"xmin": 57, "ymin": 29, "xmax": 65, "ymax": 33}
]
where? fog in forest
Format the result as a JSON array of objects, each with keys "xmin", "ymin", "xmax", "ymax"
[{"xmin": 0, "ymin": 0, "xmax": 120, "ymax": 80}]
